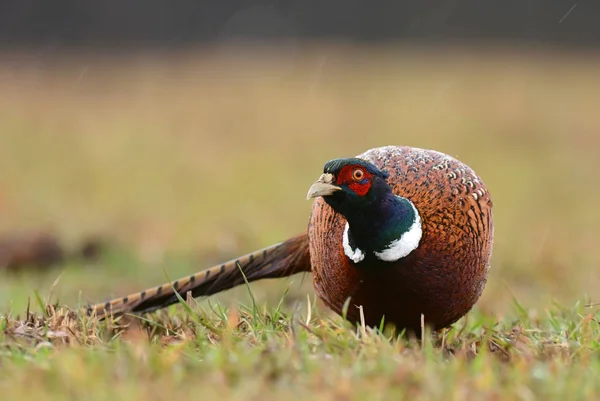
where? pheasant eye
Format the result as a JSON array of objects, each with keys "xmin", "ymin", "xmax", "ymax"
[{"xmin": 352, "ymin": 169, "xmax": 364, "ymax": 181}]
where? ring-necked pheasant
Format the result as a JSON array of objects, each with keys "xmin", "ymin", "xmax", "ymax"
[{"xmin": 87, "ymin": 146, "xmax": 494, "ymax": 334}]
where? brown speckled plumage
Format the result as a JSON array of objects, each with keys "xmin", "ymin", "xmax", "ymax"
[
  {"xmin": 308, "ymin": 146, "xmax": 494, "ymax": 332},
  {"xmin": 88, "ymin": 146, "xmax": 493, "ymax": 334}
]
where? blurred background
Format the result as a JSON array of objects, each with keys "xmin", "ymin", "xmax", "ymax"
[{"xmin": 0, "ymin": 1, "xmax": 599, "ymax": 321}]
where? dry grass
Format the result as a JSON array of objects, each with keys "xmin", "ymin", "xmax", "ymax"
[
  {"xmin": 2, "ymin": 294, "xmax": 600, "ymax": 400},
  {"xmin": 1, "ymin": 43, "xmax": 600, "ymax": 399}
]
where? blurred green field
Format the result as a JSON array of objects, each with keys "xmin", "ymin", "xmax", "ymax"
[{"xmin": 1, "ymin": 44, "xmax": 600, "ymax": 399}]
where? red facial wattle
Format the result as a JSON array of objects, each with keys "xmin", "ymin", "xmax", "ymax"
[{"xmin": 336, "ymin": 165, "xmax": 373, "ymax": 196}]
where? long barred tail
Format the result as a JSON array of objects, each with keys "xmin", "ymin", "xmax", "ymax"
[{"xmin": 86, "ymin": 233, "xmax": 311, "ymax": 319}]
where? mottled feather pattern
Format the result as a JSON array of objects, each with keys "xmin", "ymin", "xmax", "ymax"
[
  {"xmin": 87, "ymin": 234, "xmax": 311, "ymax": 319},
  {"xmin": 88, "ymin": 145, "xmax": 493, "ymax": 335},
  {"xmin": 309, "ymin": 146, "xmax": 494, "ymax": 331}
]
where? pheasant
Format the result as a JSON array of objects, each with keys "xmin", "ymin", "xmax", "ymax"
[{"xmin": 87, "ymin": 146, "xmax": 494, "ymax": 334}]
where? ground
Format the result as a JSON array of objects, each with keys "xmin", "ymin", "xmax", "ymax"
[{"xmin": 1, "ymin": 44, "xmax": 599, "ymax": 400}]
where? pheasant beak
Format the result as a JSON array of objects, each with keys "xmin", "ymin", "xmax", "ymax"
[{"xmin": 306, "ymin": 173, "xmax": 342, "ymax": 200}]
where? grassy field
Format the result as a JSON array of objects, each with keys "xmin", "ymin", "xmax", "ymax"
[{"xmin": 1, "ymin": 44, "xmax": 600, "ymax": 399}]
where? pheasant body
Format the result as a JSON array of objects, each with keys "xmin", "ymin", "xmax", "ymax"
[
  {"xmin": 308, "ymin": 146, "xmax": 493, "ymax": 331},
  {"xmin": 88, "ymin": 145, "xmax": 493, "ymax": 335}
]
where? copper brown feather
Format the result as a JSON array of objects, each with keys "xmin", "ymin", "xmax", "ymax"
[
  {"xmin": 308, "ymin": 146, "xmax": 494, "ymax": 332},
  {"xmin": 87, "ymin": 234, "xmax": 310, "ymax": 319},
  {"xmin": 88, "ymin": 145, "xmax": 494, "ymax": 335}
]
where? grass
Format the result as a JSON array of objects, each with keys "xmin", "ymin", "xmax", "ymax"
[
  {"xmin": 2, "ymin": 292, "xmax": 600, "ymax": 400},
  {"xmin": 1, "ymin": 43, "xmax": 600, "ymax": 399}
]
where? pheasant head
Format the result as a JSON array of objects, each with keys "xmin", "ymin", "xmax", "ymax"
[{"xmin": 307, "ymin": 157, "xmax": 422, "ymax": 264}]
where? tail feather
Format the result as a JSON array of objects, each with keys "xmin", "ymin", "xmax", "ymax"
[{"xmin": 86, "ymin": 233, "xmax": 311, "ymax": 319}]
